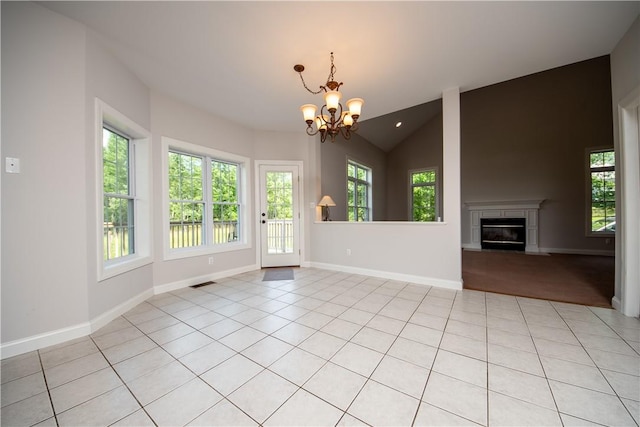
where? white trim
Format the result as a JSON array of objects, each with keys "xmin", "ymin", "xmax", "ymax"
[
  {"xmin": 154, "ymin": 264, "xmax": 259, "ymax": 294},
  {"xmin": 90, "ymin": 288, "xmax": 155, "ymax": 333},
  {"xmin": 96, "ymin": 98, "xmax": 153, "ymax": 282},
  {"xmin": 0, "ymin": 323, "xmax": 91, "ymax": 360},
  {"xmin": 465, "ymin": 200, "xmax": 544, "ymax": 211},
  {"xmin": 255, "ymin": 160, "xmax": 305, "ymax": 268},
  {"xmin": 612, "ymin": 296, "xmax": 622, "ymax": 311},
  {"xmin": 310, "ymin": 261, "xmax": 462, "ymax": 290},
  {"xmin": 616, "ymin": 86, "xmax": 640, "ymax": 317}
]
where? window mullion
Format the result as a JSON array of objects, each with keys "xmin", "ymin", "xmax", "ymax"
[{"xmin": 204, "ymin": 156, "xmax": 213, "ymax": 246}]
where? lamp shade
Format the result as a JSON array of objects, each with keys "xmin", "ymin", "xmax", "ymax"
[
  {"xmin": 300, "ymin": 104, "xmax": 317, "ymax": 123},
  {"xmin": 346, "ymin": 98, "xmax": 364, "ymax": 118},
  {"xmin": 324, "ymin": 91, "xmax": 342, "ymax": 111},
  {"xmin": 342, "ymin": 113, "xmax": 354, "ymax": 127},
  {"xmin": 318, "ymin": 195, "xmax": 336, "ymax": 206}
]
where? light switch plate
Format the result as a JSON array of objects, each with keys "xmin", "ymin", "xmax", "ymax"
[{"xmin": 6, "ymin": 157, "xmax": 20, "ymax": 174}]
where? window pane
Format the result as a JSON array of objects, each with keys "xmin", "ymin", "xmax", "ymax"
[
  {"xmin": 265, "ymin": 171, "xmax": 293, "ymax": 254},
  {"xmin": 347, "ymin": 161, "xmax": 372, "ymax": 222},
  {"xmin": 103, "ymin": 195, "xmax": 134, "ymax": 260},
  {"xmin": 356, "ymin": 166, "xmax": 367, "ymax": 181},
  {"xmin": 103, "ymin": 127, "xmax": 134, "ymax": 261},
  {"xmin": 169, "ymin": 201, "xmax": 204, "ymax": 249},
  {"xmin": 347, "ymin": 163, "xmax": 355, "ymax": 178},
  {"xmin": 103, "ymin": 128, "xmax": 130, "ymax": 196},
  {"xmin": 412, "ymin": 171, "xmax": 436, "ymax": 185},
  {"xmin": 590, "ymin": 149, "xmax": 615, "ymax": 232},
  {"xmin": 212, "ymin": 160, "xmax": 238, "ymax": 203}
]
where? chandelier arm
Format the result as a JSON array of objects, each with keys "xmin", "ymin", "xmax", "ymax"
[{"xmin": 305, "ymin": 125, "xmax": 319, "ymax": 137}]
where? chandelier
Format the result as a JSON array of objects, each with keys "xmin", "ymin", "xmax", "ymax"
[{"xmin": 294, "ymin": 52, "xmax": 364, "ymax": 143}]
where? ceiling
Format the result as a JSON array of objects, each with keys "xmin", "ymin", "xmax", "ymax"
[{"xmin": 41, "ymin": 1, "xmax": 639, "ymax": 151}]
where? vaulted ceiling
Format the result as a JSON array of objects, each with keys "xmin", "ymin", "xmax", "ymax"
[{"xmin": 41, "ymin": 1, "xmax": 639, "ymax": 150}]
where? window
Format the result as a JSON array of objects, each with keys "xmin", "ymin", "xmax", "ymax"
[
  {"xmin": 589, "ymin": 149, "xmax": 616, "ymax": 234},
  {"xmin": 347, "ymin": 160, "xmax": 371, "ymax": 221},
  {"xmin": 164, "ymin": 137, "xmax": 249, "ymax": 259},
  {"xmin": 103, "ymin": 127, "xmax": 134, "ymax": 260},
  {"xmin": 96, "ymin": 99, "xmax": 152, "ymax": 281},
  {"xmin": 168, "ymin": 151, "xmax": 204, "ymax": 248},
  {"xmin": 211, "ymin": 160, "xmax": 240, "ymax": 244},
  {"xmin": 410, "ymin": 168, "xmax": 438, "ymax": 221}
]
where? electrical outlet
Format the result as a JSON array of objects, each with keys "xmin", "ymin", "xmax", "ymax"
[
  {"xmin": 208, "ymin": 256, "xmax": 214, "ymax": 265},
  {"xmin": 346, "ymin": 249, "xmax": 351, "ymax": 256}
]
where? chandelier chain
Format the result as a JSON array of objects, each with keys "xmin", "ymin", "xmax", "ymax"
[{"xmin": 297, "ymin": 52, "xmax": 338, "ymax": 95}]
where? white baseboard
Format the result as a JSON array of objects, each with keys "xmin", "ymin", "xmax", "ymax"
[
  {"xmin": 611, "ymin": 296, "xmax": 622, "ymax": 311},
  {"xmin": 1, "ymin": 264, "xmax": 262, "ymax": 360},
  {"xmin": 0, "ymin": 322, "xmax": 92, "ymax": 360},
  {"xmin": 153, "ymin": 264, "xmax": 260, "ymax": 295},
  {"xmin": 90, "ymin": 288, "xmax": 155, "ymax": 333},
  {"xmin": 0, "ymin": 288, "xmax": 155, "ymax": 360},
  {"xmin": 309, "ymin": 262, "xmax": 462, "ymax": 290}
]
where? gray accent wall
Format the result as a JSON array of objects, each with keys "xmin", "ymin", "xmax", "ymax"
[
  {"xmin": 320, "ymin": 134, "xmax": 387, "ymax": 221},
  {"xmin": 460, "ymin": 55, "xmax": 615, "ymax": 254}
]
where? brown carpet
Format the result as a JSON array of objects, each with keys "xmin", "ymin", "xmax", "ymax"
[{"xmin": 462, "ymin": 250, "xmax": 615, "ymax": 308}]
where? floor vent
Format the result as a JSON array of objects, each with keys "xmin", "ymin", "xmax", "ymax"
[{"xmin": 189, "ymin": 281, "xmax": 216, "ymax": 289}]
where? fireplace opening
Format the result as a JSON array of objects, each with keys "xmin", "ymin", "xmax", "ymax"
[{"xmin": 481, "ymin": 218, "xmax": 526, "ymax": 251}]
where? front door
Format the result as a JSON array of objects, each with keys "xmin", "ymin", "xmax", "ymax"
[{"xmin": 258, "ymin": 164, "xmax": 300, "ymax": 267}]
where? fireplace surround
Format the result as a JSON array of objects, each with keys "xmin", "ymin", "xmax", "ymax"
[{"xmin": 465, "ymin": 200, "xmax": 544, "ymax": 253}]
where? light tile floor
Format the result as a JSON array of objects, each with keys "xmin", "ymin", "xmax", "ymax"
[{"xmin": 2, "ymin": 268, "xmax": 639, "ymax": 426}]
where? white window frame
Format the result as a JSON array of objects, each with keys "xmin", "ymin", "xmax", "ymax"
[
  {"xmin": 162, "ymin": 136, "xmax": 251, "ymax": 260},
  {"xmin": 586, "ymin": 147, "xmax": 616, "ymax": 237},
  {"xmin": 96, "ymin": 99, "xmax": 152, "ymax": 281},
  {"xmin": 409, "ymin": 167, "xmax": 439, "ymax": 221},
  {"xmin": 346, "ymin": 158, "xmax": 372, "ymax": 222}
]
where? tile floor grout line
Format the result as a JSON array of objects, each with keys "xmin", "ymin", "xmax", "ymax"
[
  {"xmin": 87, "ymin": 334, "xmax": 159, "ymax": 427},
  {"xmin": 5, "ymin": 267, "xmax": 638, "ymax": 427},
  {"xmin": 36, "ymin": 349, "xmax": 60, "ymax": 427}
]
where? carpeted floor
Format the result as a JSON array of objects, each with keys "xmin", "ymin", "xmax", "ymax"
[{"xmin": 462, "ymin": 250, "xmax": 615, "ymax": 307}]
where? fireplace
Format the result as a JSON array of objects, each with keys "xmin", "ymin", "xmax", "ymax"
[{"xmin": 481, "ymin": 218, "xmax": 526, "ymax": 251}]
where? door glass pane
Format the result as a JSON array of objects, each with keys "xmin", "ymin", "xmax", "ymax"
[{"xmin": 266, "ymin": 171, "xmax": 293, "ymax": 254}]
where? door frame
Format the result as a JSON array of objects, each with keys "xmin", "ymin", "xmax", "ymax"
[{"xmin": 254, "ymin": 160, "xmax": 305, "ymax": 268}]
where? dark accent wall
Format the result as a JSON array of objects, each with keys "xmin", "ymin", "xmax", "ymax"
[
  {"xmin": 386, "ymin": 110, "xmax": 443, "ymax": 221},
  {"xmin": 461, "ymin": 55, "xmax": 615, "ymax": 253},
  {"xmin": 320, "ymin": 133, "xmax": 387, "ymax": 221}
]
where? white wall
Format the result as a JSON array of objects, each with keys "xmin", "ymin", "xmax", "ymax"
[
  {"xmin": 610, "ymin": 16, "xmax": 640, "ymax": 316},
  {"xmin": 84, "ymin": 32, "xmax": 153, "ymax": 320},
  {"xmin": 309, "ymin": 88, "xmax": 462, "ymax": 288},
  {"xmin": 1, "ymin": 2, "xmax": 90, "ymax": 346},
  {"xmin": 150, "ymin": 91, "xmax": 257, "ymax": 289}
]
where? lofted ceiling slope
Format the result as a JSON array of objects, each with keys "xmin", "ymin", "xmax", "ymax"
[{"xmin": 40, "ymin": 1, "xmax": 640, "ymax": 150}]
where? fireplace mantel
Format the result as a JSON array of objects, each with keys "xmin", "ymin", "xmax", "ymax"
[{"xmin": 465, "ymin": 200, "xmax": 545, "ymax": 253}]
